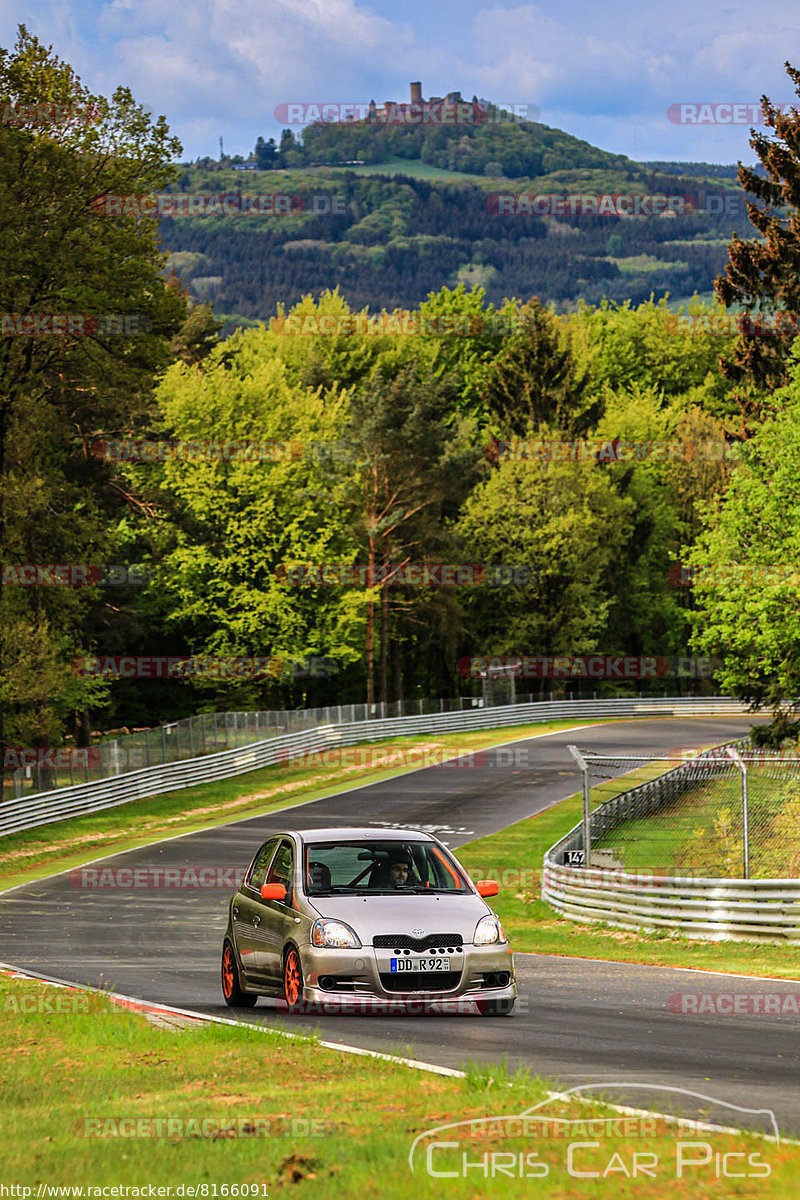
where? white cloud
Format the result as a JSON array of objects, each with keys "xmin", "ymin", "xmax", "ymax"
[
  {"xmin": 463, "ymin": 2, "xmax": 800, "ymax": 159},
  {"xmin": 97, "ymin": 0, "xmax": 416, "ymax": 113}
]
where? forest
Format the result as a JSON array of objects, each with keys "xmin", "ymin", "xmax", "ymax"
[
  {"xmin": 4, "ymin": 31, "xmax": 800, "ymax": 765},
  {"xmin": 159, "ymin": 168, "xmax": 753, "ymax": 320}
]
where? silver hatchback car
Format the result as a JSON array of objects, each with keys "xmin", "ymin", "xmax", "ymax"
[{"xmin": 221, "ymin": 827, "xmax": 516, "ymax": 1015}]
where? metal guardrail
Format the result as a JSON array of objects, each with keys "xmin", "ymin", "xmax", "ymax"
[
  {"xmin": 542, "ymin": 740, "xmax": 800, "ymax": 942},
  {"xmin": 10, "ymin": 700, "xmax": 490, "ymax": 797},
  {"xmin": 0, "ymin": 696, "xmax": 749, "ymax": 837},
  {"xmin": 542, "ymin": 863, "xmax": 800, "ymax": 943},
  {"xmin": 8, "ymin": 691, "xmax": 746, "ymax": 798}
]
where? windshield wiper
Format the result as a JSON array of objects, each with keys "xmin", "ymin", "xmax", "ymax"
[{"xmin": 406, "ymin": 886, "xmax": 462, "ymax": 894}]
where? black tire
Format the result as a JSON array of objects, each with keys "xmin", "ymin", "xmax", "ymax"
[
  {"xmin": 283, "ymin": 945, "xmax": 305, "ymax": 1013},
  {"xmin": 480, "ymin": 998, "xmax": 515, "ymax": 1016},
  {"xmin": 221, "ymin": 939, "xmax": 258, "ymax": 1008}
]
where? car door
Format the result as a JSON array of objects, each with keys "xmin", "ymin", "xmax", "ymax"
[
  {"xmin": 234, "ymin": 837, "xmax": 279, "ymax": 982},
  {"xmin": 257, "ymin": 838, "xmax": 299, "ymax": 984}
]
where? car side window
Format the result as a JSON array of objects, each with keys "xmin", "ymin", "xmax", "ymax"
[
  {"xmin": 266, "ymin": 840, "xmax": 294, "ymax": 892},
  {"xmin": 248, "ymin": 838, "xmax": 279, "ymax": 891}
]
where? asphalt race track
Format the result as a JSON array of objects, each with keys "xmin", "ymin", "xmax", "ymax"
[{"xmin": 2, "ymin": 716, "xmax": 797, "ymax": 1138}]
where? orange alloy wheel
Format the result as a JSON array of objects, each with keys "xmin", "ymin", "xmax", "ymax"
[
  {"xmin": 284, "ymin": 948, "xmax": 303, "ymax": 1009},
  {"xmin": 222, "ymin": 943, "xmax": 235, "ymax": 999},
  {"xmin": 220, "ymin": 939, "xmax": 257, "ymax": 1007}
]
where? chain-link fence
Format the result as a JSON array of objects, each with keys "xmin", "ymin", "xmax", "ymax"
[
  {"xmin": 6, "ymin": 694, "xmax": 501, "ymax": 799},
  {"xmin": 7, "ymin": 684, "xmax": 658, "ymax": 800},
  {"xmin": 5, "ymin": 690, "xmax": 744, "ymax": 803},
  {"xmin": 564, "ymin": 742, "xmax": 800, "ymax": 880}
]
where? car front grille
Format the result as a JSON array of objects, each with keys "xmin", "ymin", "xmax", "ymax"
[
  {"xmin": 380, "ymin": 971, "xmax": 462, "ymax": 993},
  {"xmin": 373, "ymin": 933, "xmax": 463, "ymax": 952}
]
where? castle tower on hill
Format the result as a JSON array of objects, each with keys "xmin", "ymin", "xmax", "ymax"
[
  {"xmin": 373, "ymin": 83, "xmax": 464, "ymax": 117},
  {"xmin": 407, "ymin": 83, "xmax": 463, "ymax": 105},
  {"xmin": 368, "ymin": 84, "xmax": 467, "ymax": 124}
]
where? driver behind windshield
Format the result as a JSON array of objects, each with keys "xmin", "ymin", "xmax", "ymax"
[{"xmin": 380, "ymin": 849, "xmax": 414, "ymax": 888}]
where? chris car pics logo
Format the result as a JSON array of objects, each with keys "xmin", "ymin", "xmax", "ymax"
[{"xmin": 408, "ymin": 1084, "xmax": 777, "ymax": 1180}]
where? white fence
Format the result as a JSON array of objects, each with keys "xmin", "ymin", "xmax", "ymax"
[{"xmin": 0, "ymin": 696, "xmax": 749, "ymax": 837}]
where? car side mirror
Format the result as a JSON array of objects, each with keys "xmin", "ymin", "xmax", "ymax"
[
  {"xmin": 261, "ymin": 883, "xmax": 287, "ymax": 902},
  {"xmin": 476, "ymin": 879, "xmax": 499, "ymax": 897}
]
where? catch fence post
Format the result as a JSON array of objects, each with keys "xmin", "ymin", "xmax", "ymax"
[
  {"xmin": 568, "ymin": 744, "xmax": 591, "ymax": 866},
  {"xmin": 726, "ymin": 746, "xmax": 750, "ymax": 878}
]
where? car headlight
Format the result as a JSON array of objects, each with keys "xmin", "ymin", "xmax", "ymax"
[
  {"xmin": 311, "ymin": 919, "xmax": 362, "ymax": 949},
  {"xmin": 474, "ymin": 915, "xmax": 507, "ymax": 945}
]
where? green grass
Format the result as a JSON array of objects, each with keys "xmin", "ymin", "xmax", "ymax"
[
  {"xmin": 1, "ymin": 973, "xmax": 793, "ymax": 1194},
  {"xmin": 662, "ymin": 237, "xmax": 730, "ymax": 248},
  {"xmin": 308, "ymin": 156, "xmax": 503, "ymax": 183},
  {"xmin": 609, "ymin": 254, "xmax": 690, "ymax": 274},
  {"xmin": 0, "ymin": 720, "xmax": 605, "ymax": 894}
]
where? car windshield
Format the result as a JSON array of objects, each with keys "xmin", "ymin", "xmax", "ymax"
[{"xmin": 303, "ymin": 839, "xmax": 470, "ymax": 895}]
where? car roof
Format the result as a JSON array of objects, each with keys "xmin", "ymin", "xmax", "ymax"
[{"xmin": 293, "ymin": 827, "xmax": 439, "ymax": 843}]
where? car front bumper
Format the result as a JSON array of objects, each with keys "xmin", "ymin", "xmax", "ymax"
[{"xmin": 295, "ymin": 941, "xmax": 516, "ymax": 1011}]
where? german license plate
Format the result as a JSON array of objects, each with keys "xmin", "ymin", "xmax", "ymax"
[{"xmin": 390, "ymin": 956, "xmax": 450, "ymax": 972}]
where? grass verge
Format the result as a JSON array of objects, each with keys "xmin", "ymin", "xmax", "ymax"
[
  {"xmin": 0, "ymin": 973, "xmax": 793, "ymax": 1195},
  {"xmin": 0, "ymin": 720, "xmax": 602, "ymax": 894}
]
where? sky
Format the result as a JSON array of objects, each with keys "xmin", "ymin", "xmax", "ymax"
[{"xmin": 3, "ymin": 0, "xmax": 799, "ymax": 164}]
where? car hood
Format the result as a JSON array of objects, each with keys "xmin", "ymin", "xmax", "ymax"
[{"xmin": 306, "ymin": 891, "xmax": 494, "ymax": 943}]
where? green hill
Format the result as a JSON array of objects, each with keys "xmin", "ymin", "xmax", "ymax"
[
  {"xmin": 163, "ymin": 102, "xmax": 752, "ymax": 325},
  {"xmin": 293, "ymin": 103, "xmax": 633, "ymax": 179}
]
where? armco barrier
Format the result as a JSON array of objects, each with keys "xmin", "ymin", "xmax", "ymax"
[
  {"xmin": 542, "ymin": 864, "xmax": 800, "ymax": 942},
  {"xmin": 0, "ymin": 696, "xmax": 749, "ymax": 838},
  {"xmin": 542, "ymin": 739, "xmax": 800, "ymax": 942}
]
